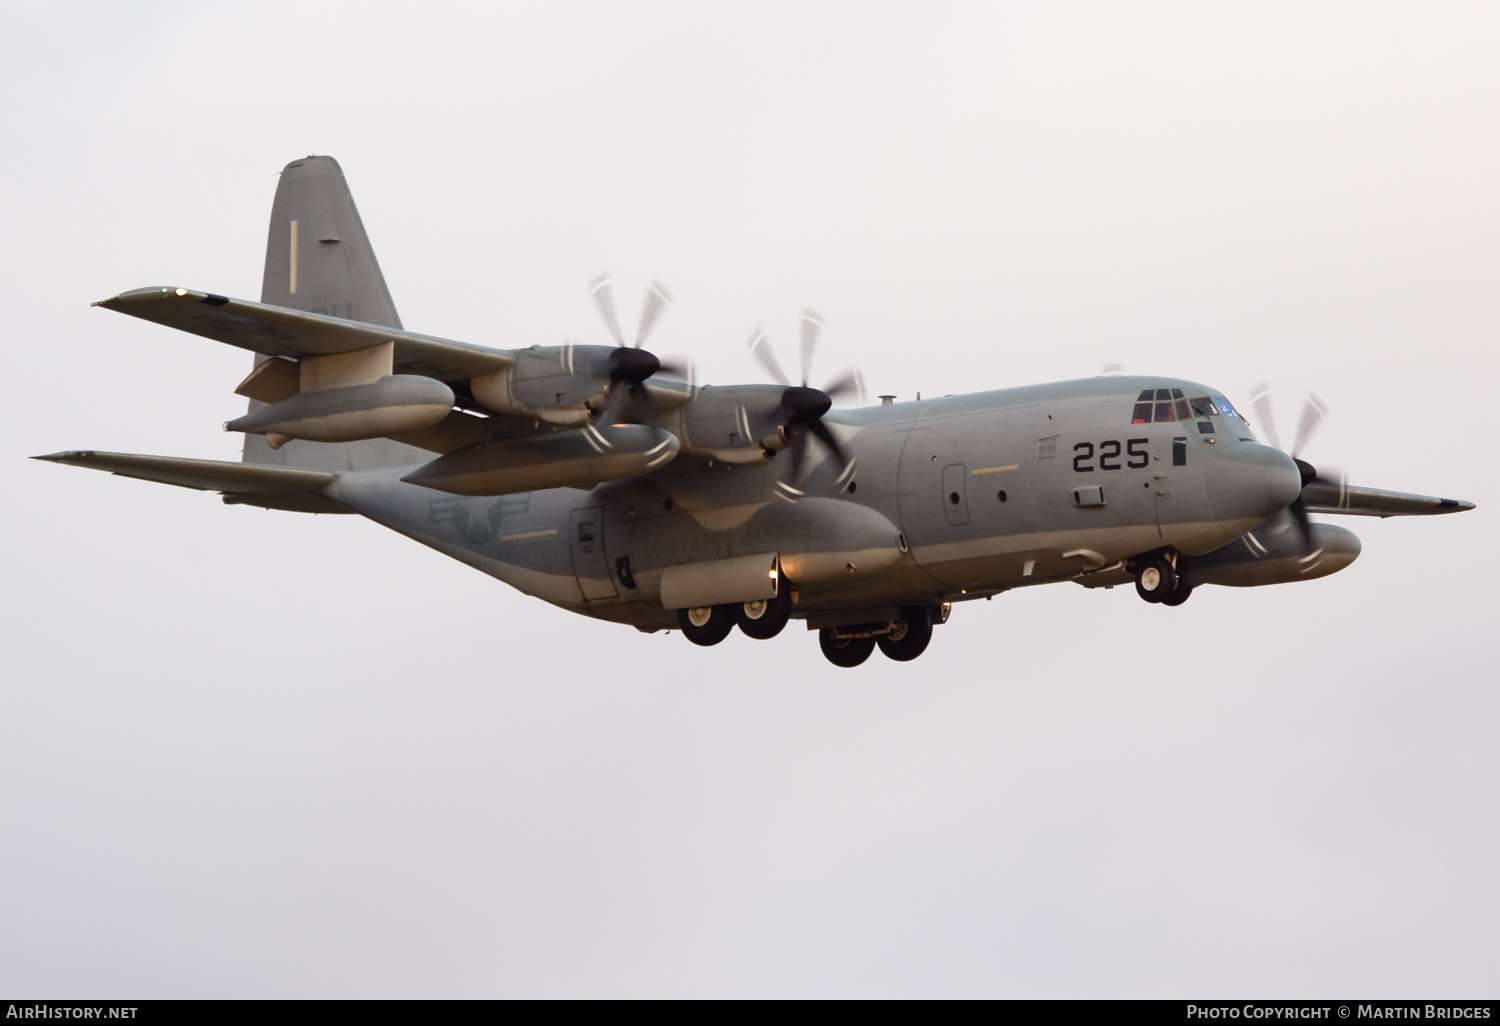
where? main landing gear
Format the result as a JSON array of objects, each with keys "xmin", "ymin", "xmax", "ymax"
[
  {"xmin": 1132, "ymin": 552, "xmax": 1194, "ymax": 606},
  {"xmin": 818, "ymin": 606, "xmax": 935, "ymax": 668},
  {"xmin": 678, "ymin": 588, "xmax": 794, "ymax": 645},
  {"xmin": 679, "ymin": 600, "xmax": 942, "ymax": 667}
]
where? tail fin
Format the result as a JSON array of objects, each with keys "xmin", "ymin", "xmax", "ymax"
[
  {"xmin": 244, "ymin": 156, "xmax": 430, "ymax": 472},
  {"xmin": 260, "ymin": 155, "xmax": 402, "ymax": 327}
]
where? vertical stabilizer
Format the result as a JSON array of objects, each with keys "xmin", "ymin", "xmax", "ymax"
[
  {"xmin": 260, "ymin": 156, "xmax": 402, "ymax": 327},
  {"xmin": 244, "ymin": 156, "xmax": 429, "ymax": 471}
]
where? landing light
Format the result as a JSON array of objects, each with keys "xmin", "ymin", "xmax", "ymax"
[{"xmin": 175, "ymin": 288, "xmax": 188, "ymax": 296}]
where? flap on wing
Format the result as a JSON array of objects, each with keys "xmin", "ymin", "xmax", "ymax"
[
  {"xmin": 96, "ymin": 287, "xmax": 513, "ymax": 382},
  {"xmin": 34, "ymin": 450, "xmax": 348, "ymax": 514},
  {"xmin": 1302, "ymin": 480, "xmax": 1476, "ymax": 517}
]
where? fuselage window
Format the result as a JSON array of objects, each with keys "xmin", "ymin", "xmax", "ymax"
[
  {"xmin": 1154, "ymin": 401, "xmax": 1176, "ymax": 422},
  {"xmin": 1190, "ymin": 397, "xmax": 1217, "ymax": 419}
]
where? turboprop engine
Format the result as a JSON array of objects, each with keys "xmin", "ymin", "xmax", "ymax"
[
  {"xmin": 225, "ymin": 373, "xmax": 454, "ymax": 449},
  {"xmin": 665, "ymin": 384, "xmax": 789, "ymax": 464},
  {"xmin": 470, "ymin": 276, "xmax": 692, "ymax": 427},
  {"xmin": 469, "ymin": 345, "xmax": 616, "ymax": 426}
]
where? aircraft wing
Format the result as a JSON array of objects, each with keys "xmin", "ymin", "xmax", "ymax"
[
  {"xmin": 1301, "ymin": 480, "xmax": 1475, "ymax": 518},
  {"xmin": 33, "ymin": 450, "xmax": 348, "ymax": 514},
  {"xmin": 95, "ymin": 287, "xmax": 513, "ymax": 382}
]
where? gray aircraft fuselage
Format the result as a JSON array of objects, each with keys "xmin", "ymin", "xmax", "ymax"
[{"xmin": 326, "ymin": 373, "xmax": 1313, "ymax": 631}]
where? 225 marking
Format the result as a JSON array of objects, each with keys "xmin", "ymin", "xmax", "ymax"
[{"xmin": 1073, "ymin": 439, "xmax": 1148, "ymax": 472}]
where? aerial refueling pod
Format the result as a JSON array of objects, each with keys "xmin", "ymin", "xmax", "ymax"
[
  {"xmin": 225, "ymin": 374, "xmax": 454, "ymax": 449},
  {"xmin": 401, "ymin": 423, "xmax": 680, "ymax": 496}
]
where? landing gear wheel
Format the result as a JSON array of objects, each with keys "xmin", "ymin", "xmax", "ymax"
[
  {"xmin": 1134, "ymin": 556, "xmax": 1177, "ymax": 604},
  {"xmin": 877, "ymin": 606, "xmax": 933, "ymax": 662},
  {"xmin": 819, "ymin": 629, "xmax": 876, "ymax": 668},
  {"xmin": 736, "ymin": 588, "xmax": 792, "ymax": 640},
  {"xmin": 1160, "ymin": 565, "xmax": 1195, "ymax": 607},
  {"xmin": 678, "ymin": 604, "xmax": 735, "ymax": 646}
]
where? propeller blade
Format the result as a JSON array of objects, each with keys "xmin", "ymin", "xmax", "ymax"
[
  {"xmin": 657, "ymin": 354, "xmax": 696, "ymax": 382},
  {"xmin": 809, "ymin": 418, "xmax": 849, "ymax": 470},
  {"xmin": 786, "ymin": 423, "xmax": 809, "ymax": 484},
  {"xmin": 635, "ymin": 385, "xmax": 661, "ymax": 427},
  {"xmin": 1291, "ymin": 393, "xmax": 1329, "ymax": 459},
  {"xmin": 634, "ymin": 280, "xmax": 672, "ymax": 348},
  {"xmin": 589, "ymin": 272, "xmax": 626, "ymax": 348},
  {"xmin": 600, "ymin": 382, "xmax": 630, "ymax": 425},
  {"xmin": 820, "ymin": 368, "xmax": 865, "ymax": 404},
  {"xmin": 598, "ymin": 383, "xmax": 661, "ymax": 427},
  {"xmin": 1248, "ymin": 382, "xmax": 1282, "ymax": 453},
  {"xmin": 748, "ymin": 327, "xmax": 791, "ymax": 386},
  {"xmin": 799, "ymin": 309, "xmax": 823, "ymax": 387},
  {"xmin": 1288, "ymin": 496, "xmax": 1314, "ymax": 553}
]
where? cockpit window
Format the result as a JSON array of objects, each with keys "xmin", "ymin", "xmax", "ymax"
[
  {"xmin": 1137, "ymin": 389, "xmax": 1248, "ymax": 426},
  {"xmin": 1133, "ymin": 388, "xmax": 1188, "ymax": 424},
  {"xmin": 1211, "ymin": 397, "xmax": 1244, "ymax": 420}
]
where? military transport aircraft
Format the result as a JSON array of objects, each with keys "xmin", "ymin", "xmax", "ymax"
[{"xmin": 37, "ymin": 156, "xmax": 1475, "ymax": 667}]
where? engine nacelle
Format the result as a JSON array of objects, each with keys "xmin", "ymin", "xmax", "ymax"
[
  {"xmin": 225, "ymin": 374, "xmax": 454, "ymax": 448},
  {"xmin": 470, "ymin": 345, "xmax": 614, "ymax": 426},
  {"xmin": 663, "ymin": 384, "xmax": 788, "ymax": 464}
]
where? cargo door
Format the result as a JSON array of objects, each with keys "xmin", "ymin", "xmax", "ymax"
[{"xmin": 569, "ymin": 507, "xmax": 617, "ymax": 601}]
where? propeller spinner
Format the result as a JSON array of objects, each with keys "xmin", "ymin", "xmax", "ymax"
[
  {"xmin": 748, "ymin": 310, "xmax": 865, "ymax": 497},
  {"xmin": 588, "ymin": 273, "xmax": 691, "ymax": 425}
]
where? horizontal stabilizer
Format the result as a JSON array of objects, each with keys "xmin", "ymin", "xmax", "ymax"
[
  {"xmin": 95, "ymin": 287, "xmax": 512, "ymax": 383},
  {"xmin": 1301, "ymin": 481, "xmax": 1476, "ymax": 518},
  {"xmin": 34, "ymin": 450, "xmax": 348, "ymax": 514}
]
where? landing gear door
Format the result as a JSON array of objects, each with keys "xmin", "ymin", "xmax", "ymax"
[{"xmin": 569, "ymin": 507, "xmax": 617, "ymax": 602}]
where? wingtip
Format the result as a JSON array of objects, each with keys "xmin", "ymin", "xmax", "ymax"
[{"xmin": 32, "ymin": 451, "xmax": 93, "ymax": 463}]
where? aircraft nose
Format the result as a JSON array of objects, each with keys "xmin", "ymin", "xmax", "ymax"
[{"xmin": 1204, "ymin": 443, "xmax": 1304, "ymax": 529}]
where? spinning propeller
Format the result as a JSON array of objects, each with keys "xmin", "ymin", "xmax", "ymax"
[
  {"xmin": 1248, "ymin": 383, "xmax": 1344, "ymax": 551},
  {"xmin": 588, "ymin": 273, "xmax": 692, "ymax": 425},
  {"xmin": 748, "ymin": 309, "xmax": 866, "ymax": 496}
]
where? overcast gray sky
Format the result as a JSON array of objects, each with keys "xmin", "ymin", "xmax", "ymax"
[{"xmin": 2, "ymin": 0, "xmax": 1496, "ymax": 997}]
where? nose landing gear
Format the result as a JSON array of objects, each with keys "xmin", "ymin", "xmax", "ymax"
[{"xmin": 1132, "ymin": 552, "xmax": 1194, "ymax": 606}]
